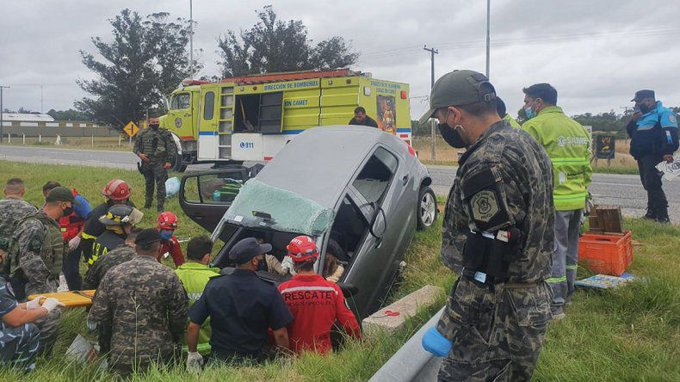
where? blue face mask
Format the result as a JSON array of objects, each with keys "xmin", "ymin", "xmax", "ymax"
[
  {"xmin": 160, "ymin": 230, "xmax": 173, "ymax": 240},
  {"xmin": 524, "ymin": 106, "xmax": 536, "ymax": 120}
]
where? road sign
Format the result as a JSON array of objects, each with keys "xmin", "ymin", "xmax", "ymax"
[{"xmin": 123, "ymin": 121, "xmax": 139, "ymax": 137}]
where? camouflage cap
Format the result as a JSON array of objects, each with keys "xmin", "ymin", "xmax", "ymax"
[
  {"xmin": 631, "ymin": 89, "xmax": 655, "ymax": 102},
  {"xmin": 45, "ymin": 186, "xmax": 78, "ymax": 204},
  {"xmin": 418, "ymin": 70, "xmax": 496, "ymax": 125}
]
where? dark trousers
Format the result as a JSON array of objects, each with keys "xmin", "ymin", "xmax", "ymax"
[
  {"xmin": 143, "ymin": 162, "xmax": 168, "ymax": 209},
  {"xmin": 63, "ymin": 247, "xmax": 83, "ymax": 291},
  {"xmin": 637, "ymin": 154, "xmax": 668, "ymax": 216}
]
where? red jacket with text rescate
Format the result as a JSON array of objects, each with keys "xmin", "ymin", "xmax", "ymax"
[
  {"xmin": 278, "ymin": 274, "xmax": 361, "ymax": 354},
  {"xmin": 157, "ymin": 235, "xmax": 185, "ymax": 267}
]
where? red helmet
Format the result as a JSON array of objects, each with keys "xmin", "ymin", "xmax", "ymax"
[
  {"xmin": 102, "ymin": 179, "xmax": 131, "ymax": 201},
  {"xmin": 286, "ymin": 236, "xmax": 319, "ymax": 263},
  {"xmin": 157, "ymin": 211, "xmax": 178, "ymax": 230}
]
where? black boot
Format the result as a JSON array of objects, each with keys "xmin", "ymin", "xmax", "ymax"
[
  {"xmin": 655, "ymin": 209, "xmax": 670, "ymax": 224},
  {"xmin": 643, "ymin": 209, "xmax": 656, "ymax": 220},
  {"xmin": 144, "ymin": 200, "xmax": 153, "ymax": 209}
]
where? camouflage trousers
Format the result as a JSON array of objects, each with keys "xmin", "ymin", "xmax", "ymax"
[
  {"xmin": 141, "ymin": 162, "xmax": 168, "ymax": 210},
  {"xmin": 0, "ymin": 322, "xmax": 41, "ymax": 372},
  {"xmin": 25, "ymin": 279, "xmax": 61, "ymax": 356},
  {"xmin": 437, "ymin": 278, "xmax": 552, "ymax": 382}
]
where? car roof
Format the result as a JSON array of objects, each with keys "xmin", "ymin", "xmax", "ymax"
[{"xmin": 255, "ymin": 125, "xmax": 403, "ymax": 209}]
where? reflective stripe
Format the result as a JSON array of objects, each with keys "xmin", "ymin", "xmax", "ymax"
[
  {"xmin": 566, "ymin": 265, "xmax": 578, "ymax": 270},
  {"xmin": 551, "ymin": 157, "xmax": 590, "ymax": 165},
  {"xmin": 81, "ymin": 232, "xmax": 97, "ymax": 240},
  {"xmin": 554, "ymin": 192, "xmax": 588, "ymax": 201},
  {"xmin": 279, "ymin": 286, "xmax": 338, "ymax": 295},
  {"xmin": 545, "ymin": 276, "xmax": 567, "ymax": 284}
]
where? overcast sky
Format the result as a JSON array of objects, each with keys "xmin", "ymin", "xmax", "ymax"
[{"xmin": 2, "ymin": 0, "xmax": 680, "ymax": 120}]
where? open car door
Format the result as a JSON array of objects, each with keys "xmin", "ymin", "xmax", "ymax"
[{"xmin": 179, "ymin": 167, "xmax": 251, "ymax": 232}]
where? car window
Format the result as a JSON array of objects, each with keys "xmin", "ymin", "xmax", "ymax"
[
  {"xmin": 182, "ymin": 172, "xmax": 245, "ymax": 204},
  {"xmin": 203, "ymin": 91, "xmax": 215, "ymax": 120},
  {"xmin": 171, "ymin": 93, "xmax": 190, "ymax": 110},
  {"xmin": 352, "ymin": 147, "xmax": 398, "ymax": 205},
  {"xmin": 330, "ymin": 195, "xmax": 369, "ymax": 259}
]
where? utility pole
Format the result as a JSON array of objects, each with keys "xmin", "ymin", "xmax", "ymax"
[
  {"xmin": 486, "ymin": 0, "xmax": 491, "ymax": 78},
  {"xmin": 424, "ymin": 45, "xmax": 438, "ymax": 160},
  {"xmin": 189, "ymin": 0, "xmax": 194, "ymax": 79},
  {"xmin": 40, "ymin": 84, "xmax": 44, "ymax": 113},
  {"xmin": 0, "ymin": 86, "xmax": 8, "ymax": 144}
]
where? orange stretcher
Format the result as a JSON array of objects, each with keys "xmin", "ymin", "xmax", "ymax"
[{"xmin": 27, "ymin": 290, "xmax": 96, "ymax": 308}]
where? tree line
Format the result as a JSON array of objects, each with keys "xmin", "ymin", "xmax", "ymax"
[{"xmin": 76, "ymin": 6, "xmax": 358, "ymax": 128}]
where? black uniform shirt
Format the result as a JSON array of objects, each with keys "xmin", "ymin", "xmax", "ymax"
[
  {"xmin": 188, "ymin": 269, "xmax": 293, "ymax": 357},
  {"xmin": 348, "ymin": 115, "xmax": 379, "ymax": 128}
]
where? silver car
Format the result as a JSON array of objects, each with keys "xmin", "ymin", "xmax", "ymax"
[{"xmin": 180, "ymin": 126, "xmax": 437, "ymax": 318}]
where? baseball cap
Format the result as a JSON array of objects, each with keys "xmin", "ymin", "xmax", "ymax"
[
  {"xmin": 135, "ymin": 228, "xmax": 162, "ymax": 247},
  {"xmin": 229, "ymin": 237, "xmax": 272, "ymax": 265},
  {"xmin": 631, "ymin": 89, "xmax": 655, "ymax": 102},
  {"xmin": 45, "ymin": 186, "xmax": 78, "ymax": 204},
  {"xmin": 418, "ymin": 70, "xmax": 497, "ymax": 125}
]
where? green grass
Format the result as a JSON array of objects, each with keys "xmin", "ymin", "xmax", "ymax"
[{"xmin": 1, "ymin": 160, "xmax": 679, "ymax": 380}]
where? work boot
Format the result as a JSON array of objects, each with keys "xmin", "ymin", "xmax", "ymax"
[
  {"xmin": 655, "ymin": 211, "xmax": 671, "ymax": 224},
  {"xmin": 157, "ymin": 205, "xmax": 164, "ymax": 213},
  {"xmin": 144, "ymin": 200, "xmax": 153, "ymax": 209},
  {"xmin": 643, "ymin": 209, "xmax": 656, "ymax": 220}
]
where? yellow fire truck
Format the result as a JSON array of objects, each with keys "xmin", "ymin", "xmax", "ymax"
[{"xmin": 160, "ymin": 69, "xmax": 412, "ymax": 170}]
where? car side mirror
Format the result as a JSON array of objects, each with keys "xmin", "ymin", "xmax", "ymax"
[{"xmin": 370, "ymin": 206, "xmax": 387, "ymax": 240}]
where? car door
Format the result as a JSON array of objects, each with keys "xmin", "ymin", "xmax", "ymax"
[
  {"xmin": 179, "ymin": 168, "xmax": 249, "ymax": 232},
  {"xmin": 340, "ymin": 146, "xmax": 403, "ymax": 318}
]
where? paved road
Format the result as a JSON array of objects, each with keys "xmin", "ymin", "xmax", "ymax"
[{"xmin": 3, "ymin": 145, "xmax": 680, "ymax": 221}]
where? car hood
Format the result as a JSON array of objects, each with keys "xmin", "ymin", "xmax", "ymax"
[{"xmin": 223, "ymin": 178, "xmax": 335, "ymax": 236}]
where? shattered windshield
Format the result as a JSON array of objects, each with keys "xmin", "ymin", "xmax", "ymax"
[{"xmin": 224, "ymin": 178, "xmax": 335, "ymax": 236}]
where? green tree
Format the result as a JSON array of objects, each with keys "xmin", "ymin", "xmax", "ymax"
[
  {"xmin": 218, "ymin": 6, "xmax": 358, "ymax": 77},
  {"xmin": 76, "ymin": 9, "xmax": 197, "ymax": 127},
  {"xmin": 46, "ymin": 109, "xmax": 89, "ymax": 121}
]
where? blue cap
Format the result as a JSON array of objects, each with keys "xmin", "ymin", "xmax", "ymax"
[{"xmin": 229, "ymin": 237, "xmax": 272, "ymax": 265}]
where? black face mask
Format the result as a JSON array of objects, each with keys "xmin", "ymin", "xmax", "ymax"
[
  {"xmin": 438, "ymin": 123, "xmax": 467, "ymax": 148},
  {"xmin": 638, "ymin": 103, "xmax": 652, "ymax": 114},
  {"xmin": 62, "ymin": 207, "xmax": 73, "ymax": 216},
  {"xmin": 149, "ymin": 124, "xmax": 160, "ymax": 130}
]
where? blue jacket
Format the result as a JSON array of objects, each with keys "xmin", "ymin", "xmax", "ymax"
[{"xmin": 627, "ymin": 101, "xmax": 679, "ymax": 159}]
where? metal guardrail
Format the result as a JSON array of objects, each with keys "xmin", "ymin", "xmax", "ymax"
[{"xmin": 369, "ymin": 307, "xmax": 444, "ymax": 382}]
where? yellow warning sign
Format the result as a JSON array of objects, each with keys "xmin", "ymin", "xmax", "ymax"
[{"xmin": 123, "ymin": 121, "xmax": 139, "ymax": 137}]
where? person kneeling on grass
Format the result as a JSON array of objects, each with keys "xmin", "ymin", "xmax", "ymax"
[
  {"xmin": 0, "ymin": 249, "xmax": 63, "ymax": 372},
  {"xmin": 278, "ymin": 236, "xmax": 361, "ymax": 354}
]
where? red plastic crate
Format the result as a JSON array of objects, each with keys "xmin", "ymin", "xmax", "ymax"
[{"xmin": 578, "ymin": 230, "xmax": 633, "ymax": 276}]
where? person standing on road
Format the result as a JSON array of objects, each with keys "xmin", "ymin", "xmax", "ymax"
[
  {"xmin": 348, "ymin": 107, "xmax": 379, "ymax": 128},
  {"xmin": 41, "ymin": 181, "xmax": 93, "ymax": 291},
  {"xmin": 626, "ymin": 89, "xmax": 679, "ymax": 223},
  {"xmin": 419, "ymin": 70, "xmax": 554, "ymax": 381},
  {"xmin": 278, "ymin": 236, "xmax": 360, "ymax": 354},
  {"xmin": 133, "ymin": 114, "xmax": 177, "ymax": 212},
  {"xmin": 81, "ymin": 179, "xmax": 135, "ymax": 265},
  {"xmin": 88, "ymin": 228, "xmax": 188, "ymax": 376},
  {"xmin": 521, "ymin": 83, "xmax": 592, "ymax": 319},
  {"xmin": 7, "ymin": 186, "xmax": 75, "ymax": 355}
]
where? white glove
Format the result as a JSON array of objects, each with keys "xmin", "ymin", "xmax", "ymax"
[
  {"xmin": 26, "ymin": 296, "xmax": 45, "ymax": 310},
  {"xmin": 68, "ymin": 236, "xmax": 82, "ymax": 252},
  {"xmin": 186, "ymin": 351, "xmax": 203, "ymax": 372},
  {"xmin": 41, "ymin": 298, "xmax": 65, "ymax": 313}
]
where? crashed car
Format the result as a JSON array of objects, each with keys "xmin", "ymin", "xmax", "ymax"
[{"xmin": 179, "ymin": 126, "xmax": 437, "ymax": 318}]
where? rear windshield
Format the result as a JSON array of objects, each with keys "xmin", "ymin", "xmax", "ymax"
[{"xmin": 224, "ymin": 178, "xmax": 335, "ymax": 236}]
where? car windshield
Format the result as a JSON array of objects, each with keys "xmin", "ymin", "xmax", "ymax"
[{"xmin": 224, "ymin": 178, "xmax": 335, "ymax": 236}]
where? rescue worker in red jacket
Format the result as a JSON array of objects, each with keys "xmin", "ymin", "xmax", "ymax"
[
  {"xmin": 157, "ymin": 211, "xmax": 184, "ymax": 267},
  {"xmin": 42, "ymin": 181, "xmax": 92, "ymax": 291},
  {"xmin": 277, "ymin": 236, "xmax": 361, "ymax": 354}
]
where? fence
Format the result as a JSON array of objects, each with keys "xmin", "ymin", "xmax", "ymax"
[{"xmin": 0, "ymin": 120, "xmax": 119, "ymax": 138}]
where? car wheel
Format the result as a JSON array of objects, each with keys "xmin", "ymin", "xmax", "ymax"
[
  {"xmin": 172, "ymin": 156, "xmax": 187, "ymax": 172},
  {"xmin": 417, "ymin": 186, "xmax": 437, "ymax": 230}
]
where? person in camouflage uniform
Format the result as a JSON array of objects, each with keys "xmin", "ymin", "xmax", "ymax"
[
  {"xmin": 88, "ymin": 228, "xmax": 188, "ymax": 376},
  {"xmin": 0, "ymin": 179, "xmax": 38, "ymax": 270},
  {"xmin": 133, "ymin": 114, "xmax": 177, "ymax": 212},
  {"xmin": 419, "ymin": 70, "xmax": 554, "ymax": 381},
  {"xmin": 82, "ymin": 228, "xmax": 140, "ymax": 290},
  {"xmin": 8, "ymin": 186, "xmax": 76, "ymax": 355}
]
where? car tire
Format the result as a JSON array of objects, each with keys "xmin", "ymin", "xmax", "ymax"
[
  {"xmin": 173, "ymin": 156, "xmax": 187, "ymax": 172},
  {"xmin": 417, "ymin": 186, "xmax": 437, "ymax": 230}
]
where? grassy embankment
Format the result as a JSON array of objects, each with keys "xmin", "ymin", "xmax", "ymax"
[
  {"xmin": 412, "ymin": 136, "xmax": 639, "ymax": 175},
  {"xmin": 0, "ymin": 160, "xmax": 678, "ymax": 381}
]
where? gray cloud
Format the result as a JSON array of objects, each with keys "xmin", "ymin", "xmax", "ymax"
[{"xmin": 1, "ymin": 0, "xmax": 680, "ymax": 120}]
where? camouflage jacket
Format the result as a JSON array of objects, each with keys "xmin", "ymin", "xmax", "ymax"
[
  {"xmin": 133, "ymin": 127, "xmax": 176, "ymax": 164},
  {"xmin": 0, "ymin": 197, "xmax": 37, "ymax": 244},
  {"xmin": 10, "ymin": 210, "xmax": 64, "ymax": 285},
  {"xmin": 88, "ymin": 255, "xmax": 188, "ymax": 367},
  {"xmin": 82, "ymin": 245, "xmax": 136, "ymax": 290},
  {"xmin": 441, "ymin": 120, "xmax": 554, "ymax": 283}
]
